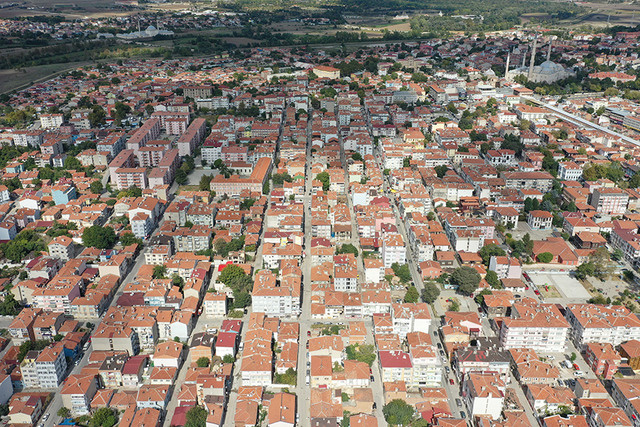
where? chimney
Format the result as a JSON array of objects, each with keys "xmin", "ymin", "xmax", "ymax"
[{"xmin": 528, "ymin": 37, "xmax": 538, "ymax": 81}]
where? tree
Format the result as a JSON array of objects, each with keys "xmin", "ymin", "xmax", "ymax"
[
  {"xmin": 474, "ymin": 289, "xmax": 493, "ymax": 305},
  {"xmin": 575, "ymin": 262, "xmax": 596, "ymax": 280},
  {"xmin": 263, "ymin": 181, "xmax": 270, "ymax": 194},
  {"xmin": 537, "ymin": 252, "xmax": 554, "ymax": 263},
  {"xmin": 222, "ymin": 354, "xmax": 235, "ymax": 363},
  {"xmin": 451, "ymin": 266, "xmax": 481, "ymax": 295},
  {"xmin": 485, "ymin": 270, "xmax": 501, "ymax": 289},
  {"xmin": 383, "ymin": 399, "xmax": 414, "ymax": 426},
  {"xmin": 82, "ymin": 225, "xmax": 116, "ymax": 249},
  {"xmin": 336, "ymin": 244, "xmax": 358, "ymax": 257},
  {"xmin": 391, "ymin": 263, "xmax": 412, "ymax": 283},
  {"xmin": 64, "ymin": 156, "xmax": 82, "ymax": 171},
  {"xmin": 90, "ymin": 180, "xmax": 103, "ymax": 194},
  {"xmin": 570, "ymin": 352, "xmax": 577, "ymax": 362},
  {"xmin": 218, "ymin": 264, "xmax": 246, "ymax": 286},
  {"xmin": 351, "ymin": 153, "xmax": 363, "ymax": 161},
  {"xmin": 478, "ymin": 244, "xmax": 506, "ymax": 265},
  {"xmin": 120, "ymin": 232, "xmax": 142, "ymax": 247},
  {"xmin": 57, "ymin": 407, "xmax": 71, "ymax": 418},
  {"xmin": 404, "ymin": 286, "xmax": 419, "ymax": 303},
  {"xmin": 421, "ymin": 282, "xmax": 440, "ymax": 304},
  {"xmin": 345, "ymin": 344, "xmax": 376, "ymax": 366},
  {"xmin": 199, "ymin": 174, "xmax": 213, "ymax": 191},
  {"xmin": 612, "ymin": 248, "xmax": 624, "ymax": 262},
  {"xmin": 175, "ymin": 169, "xmax": 188, "ymax": 185},
  {"xmin": 153, "ymin": 265, "xmax": 167, "ymax": 279},
  {"xmin": 434, "ymin": 165, "xmax": 448, "ymax": 178},
  {"xmin": 316, "ymin": 171, "xmax": 330, "ymax": 191},
  {"xmin": 185, "ymin": 406, "xmax": 208, "ymax": 427},
  {"xmin": 196, "ymin": 357, "xmax": 210, "ymax": 368},
  {"xmin": 90, "ymin": 408, "xmax": 118, "ymax": 427}
]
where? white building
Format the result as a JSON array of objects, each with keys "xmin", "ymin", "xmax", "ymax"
[
  {"xmin": 462, "ymin": 373, "xmax": 505, "ymax": 420},
  {"xmin": 381, "ymin": 234, "xmax": 406, "ymax": 268},
  {"xmin": 557, "ymin": 162, "xmax": 583, "ymax": 181},
  {"xmin": 499, "ymin": 302, "xmax": 569, "ymax": 352},
  {"xmin": 565, "ymin": 304, "xmax": 640, "ymax": 349}
]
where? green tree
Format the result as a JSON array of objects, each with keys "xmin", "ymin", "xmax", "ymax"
[
  {"xmin": 478, "ymin": 244, "xmax": 506, "ymax": 265},
  {"xmin": 90, "ymin": 408, "xmax": 118, "ymax": 427},
  {"xmin": 64, "ymin": 156, "xmax": 82, "ymax": 171},
  {"xmin": 537, "ymin": 252, "xmax": 554, "ymax": 263},
  {"xmin": 391, "ymin": 263, "xmax": 412, "ymax": 283},
  {"xmin": 474, "ymin": 289, "xmax": 493, "ymax": 305},
  {"xmin": 485, "ymin": 270, "xmax": 501, "ymax": 289},
  {"xmin": 336, "ymin": 244, "xmax": 358, "ymax": 257},
  {"xmin": 434, "ymin": 165, "xmax": 448, "ymax": 178},
  {"xmin": 90, "ymin": 180, "xmax": 103, "ymax": 194},
  {"xmin": 421, "ymin": 282, "xmax": 440, "ymax": 304},
  {"xmin": 81, "ymin": 225, "xmax": 116, "ymax": 249},
  {"xmin": 383, "ymin": 399, "xmax": 414, "ymax": 426},
  {"xmin": 316, "ymin": 171, "xmax": 330, "ymax": 191},
  {"xmin": 196, "ymin": 357, "xmax": 210, "ymax": 368},
  {"xmin": 57, "ymin": 407, "xmax": 71, "ymax": 418},
  {"xmin": 153, "ymin": 265, "xmax": 167, "ymax": 279},
  {"xmin": 222, "ymin": 354, "xmax": 235, "ymax": 363},
  {"xmin": 404, "ymin": 286, "xmax": 419, "ymax": 303},
  {"xmin": 185, "ymin": 406, "xmax": 208, "ymax": 427},
  {"xmin": 451, "ymin": 266, "xmax": 481, "ymax": 295},
  {"xmin": 175, "ymin": 169, "xmax": 188, "ymax": 185},
  {"xmin": 218, "ymin": 264, "xmax": 246, "ymax": 286},
  {"xmin": 199, "ymin": 174, "xmax": 213, "ymax": 191},
  {"xmin": 120, "ymin": 232, "xmax": 142, "ymax": 247},
  {"xmin": 345, "ymin": 344, "xmax": 376, "ymax": 366}
]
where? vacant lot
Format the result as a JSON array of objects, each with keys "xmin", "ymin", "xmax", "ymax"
[{"xmin": 0, "ymin": 60, "xmax": 92, "ymax": 94}]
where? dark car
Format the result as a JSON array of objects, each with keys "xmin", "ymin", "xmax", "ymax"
[{"xmin": 460, "ymin": 411, "xmax": 466, "ymax": 419}]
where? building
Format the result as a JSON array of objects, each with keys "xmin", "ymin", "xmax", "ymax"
[
  {"xmin": 527, "ymin": 210, "xmax": 553, "ymax": 230},
  {"xmin": 381, "ymin": 234, "xmax": 406, "ymax": 268},
  {"xmin": 499, "ymin": 300, "xmax": 570, "ymax": 352},
  {"xmin": 565, "ymin": 304, "xmax": 640, "ymax": 349},
  {"xmin": 590, "ymin": 188, "xmax": 629, "ymax": 215},
  {"xmin": 462, "ymin": 373, "xmax": 505, "ymax": 420},
  {"xmin": 557, "ymin": 162, "xmax": 583, "ymax": 181},
  {"xmin": 313, "ymin": 65, "xmax": 340, "ymax": 79}
]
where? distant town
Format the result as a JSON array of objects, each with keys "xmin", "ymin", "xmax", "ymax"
[{"xmin": 2, "ymin": 23, "xmax": 640, "ymax": 427}]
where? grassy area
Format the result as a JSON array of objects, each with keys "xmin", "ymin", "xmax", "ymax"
[{"xmin": 0, "ymin": 60, "xmax": 94, "ymax": 94}]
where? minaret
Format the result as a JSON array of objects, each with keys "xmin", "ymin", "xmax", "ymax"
[
  {"xmin": 547, "ymin": 38, "xmax": 552, "ymax": 62},
  {"xmin": 528, "ymin": 37, "xmax": 537, "ymax": 81},
  {"xmin": 505, "ymin": 50, "xmax": 511, "ymax": 81}
]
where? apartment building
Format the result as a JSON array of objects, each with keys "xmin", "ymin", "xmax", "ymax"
[
  {"xmin": 590, "ymin": 188, "xmax": 629, "ymax": 215},
  {"xmin": 499, "ymin": 301, "xmax": 570, "ymax": 352},
  {"xmin": 565, "ymin": 304, "xmax": 640, "ymax": 349},
  {"xmin": 381, "ymin": 233, "xmax": 406, "ymax": 268}
]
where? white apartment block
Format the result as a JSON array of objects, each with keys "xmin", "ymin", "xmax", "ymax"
[
  {"xmin": 565, "ymin": 304, "xmax": 640, "ymax": 349},
  {"xmin": 381, "ymin": 234, "xmax": 406, "ymax": 268}
]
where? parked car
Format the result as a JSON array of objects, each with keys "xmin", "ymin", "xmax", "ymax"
[
  {"xmin": 460, "ymin": 411, "xmax": 466, "ymax": 419},
  {"xmin": 455, "ymin": 399, "xmax": 462, "ymax": 407},
  {"xmin": 307, "ymin": 331, "xmax": 311, "ymax": 337},
  {"xmin": 449, "ymin": 378, "xmax": 455, "ymax": 385}
]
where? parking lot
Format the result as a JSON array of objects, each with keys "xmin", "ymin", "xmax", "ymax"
[{"xmin": 527, "ymin": 272, "xmax": 591, "ymax": 301}]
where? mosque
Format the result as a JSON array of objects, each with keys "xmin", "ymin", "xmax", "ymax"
[
  {"xmin": 506, "ymin": 38, "xmax": 574, "ymax": 84},
  {"xmin": 116, "ymin": 25, "xmax": 174, "ymax": 40}
]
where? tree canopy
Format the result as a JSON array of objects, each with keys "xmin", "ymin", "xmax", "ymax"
[
  {"xmin": 383, "ymin": 399, "xmax": 414, "ymax": 426},
  {"xmin": 82, "ymin": 225, "xmax": 117, "ymax": 249},
  {"xmin": 421, "ymin": 282, "xmax": 440, "ymax": 303},
  {"xmin": 451, "ymin": 266, "xmax": 481, "ymax": 295}
]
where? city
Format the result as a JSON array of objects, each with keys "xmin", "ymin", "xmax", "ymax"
[{"xmin": 2, "ymin": 8, "xmax": 640, "ymax": 427}]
